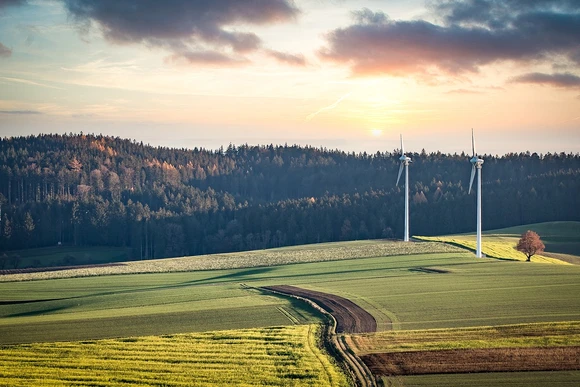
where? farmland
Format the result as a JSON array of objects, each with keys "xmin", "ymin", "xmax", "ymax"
[
  {"xmin": 0, "ymin": 246, "xmax": 130, "ymax": 271},
  {"xmin": 1, "ymin": 247, "xmax": 579, "ymax": 338},
  {"xmin": 0, "ymin": 222, "xmax": 579, "ymax": 385},
  {"xmin": 347, "ymin": 322, "xmax": 580, "ymax": 378},
  {"xmin": 0, "ymin": 325, "xmax": 349, "ymax": 387},
  {"xmin": 415, "ymin": 221, "xmax": 580, "ymax": 264},
  {"xmin": 0, "ymin": 239, "xmax": 463, "ymax": 281}
]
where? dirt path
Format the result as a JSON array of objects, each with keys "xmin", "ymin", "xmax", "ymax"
[
  {"xmin": 259, "ymin": 285, "xmax": 378, "ymax": 387},
  {"xmin": 261, "ymin": 285, "xmax": 377, "ymax": 334},
  {"xmin": 362, "ymin": 346, "xmax": 580, "ymax": 376}
]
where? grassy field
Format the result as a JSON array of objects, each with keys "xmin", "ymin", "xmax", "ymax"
[
  {"xmin": 347, "ymin": 321, "xmax": 580, "ymax": 354},
  {"xmin": 0, "ymin": 239, "xmax": 463, "ymax": 282},
  {"xmin": 2, "ymin": 249, "xmax": 579, "ymax": 341},
  {"xmin": 0, "ymin": 268, "xmax": 322, "ymax": 344},
  {"xmin": 0, "ymin": 324, "xmax": 349, "ymax": 387},
  {"xmin": 0, "ymin": 246, "xmax": 130, "ymax": 270},
  {"xmin": 1, "ymin": 223, "xmax": 579, "ymax": 385},
  {"xmin": 415, "ymin": 221, "xmax": 580, "ymax": 264}
]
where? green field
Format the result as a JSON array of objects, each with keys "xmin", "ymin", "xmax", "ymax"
[
  {"xmin": 1, "ymin": 246, "xmax": 131, "ymax": 270},
  {"xmin": 0, "ymin": 239, "xmax": 462, "ymax": 281},
  {"xmin": 0, "ymin": 221, "xmax": 579, "ymax": 386},
  {"xmin": 2, "ymin": 248, "xmax": 579, "ymax": 339},
  {"xmin": 348, "ymin": 321, "xmax": 580, "ymax": 354},
  {"xmin": 415, "ymin": 221, "xmax": 580, "ymax": 264},
  {"xmin": 0, "ymin": 325, "xmax": 349, "ymax": 387}
]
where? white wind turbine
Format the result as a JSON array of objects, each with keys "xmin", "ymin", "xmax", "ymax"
[
  {"xmin": 468, "ymin": 129, "xmax": 484, "ymax": 258},
  {"xmin": 396, "ymin": 134, "xmax": 411, "ymax": 242}
]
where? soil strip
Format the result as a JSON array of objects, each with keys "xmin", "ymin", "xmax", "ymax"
[
  {"xmin": 362, "ymin": 346, "xmax": 580, "ymax": 376},
  {"xmin": 261, "ymin": 285, "xmax": 377, "ymax": 334}
]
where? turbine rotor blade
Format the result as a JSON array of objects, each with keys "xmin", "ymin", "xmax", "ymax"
[
  {"xmin": 396, "ymin": 162, "xmax": 404, "ymax": 186},
  {"xmin": 471, "ymin": 128, "xmax": 476, "ymax": 157},
  {"xmin": 468, "ymin": 165, "xmax": 476, "ymax": 194},
  {"xmin": 400, "ymin": 134, "xmax": 404, "ymax": 156}
]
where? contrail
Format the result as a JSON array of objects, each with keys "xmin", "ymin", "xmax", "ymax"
[
  {"xmin": 0, "ymin": 76, "xmax": 64, "ymax": 90},
  {"xmin": 305, "ymin": 92, "xmax": 351, "ymax": 122}
]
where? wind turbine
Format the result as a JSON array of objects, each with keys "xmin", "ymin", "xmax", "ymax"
[
  {"xmin": 396, "ymin": 134, "xmax": 411, "ymax": 242},
  {"xmin": 468, "ymin": 129, "xmax": 484, "ymax": 258}
]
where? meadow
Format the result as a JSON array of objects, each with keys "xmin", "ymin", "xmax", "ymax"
[
  {"xmin": 0, "ymin": 325, "xmax": 349, "ymax": 387},
  {"xmin": 347, "ymin": 321, "xmax": 580, "ymax": 354},
  {"xmin": 0, "ymin": 240, "xmax": 462, "ymax": 281},
  {"xmin": 0, "ymin": 246, "xmax": 130, "ymax": 270},
  {"xmin": 415, "ymin": 221, "xmax": 580, "ymax": 264},
  {"xmin": 0, "ymin": 222, "xmax": 579, "ymax": 385}
]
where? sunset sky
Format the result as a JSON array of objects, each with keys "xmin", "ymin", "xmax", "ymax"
[{"xmin": 1, "ymin": 0, "xmax": 579, "ymax": 155}]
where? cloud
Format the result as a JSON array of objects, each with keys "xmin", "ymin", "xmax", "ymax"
[
  {"xmin": 63, "ymin": 0, "xmax": 300, "ymax": 65},
  {"xmin": 166, "ymin": 50, "xmax": 249, "ymax": 66},
  {"xmin": 0, "ymin": 110, "xmax": 44, "ymax": 115},
  {"xmin": 305, "ymin": 93, "xmax": 351, "ymax": 122},
  {"xmin": 0, "ymin": 42, "xmax": 11, "ymax": 58},
  {"xmin": 430, "ymin": 0, "xmax": 580, "ymax": 28},
  {"xmin": 511, "ymin": 72, "xmax": 580, "ymax": 88},
  {"xmin": 445, "ymin": 88, "xmax": 483, "ymax": 95},
  {"xmin": 319, "ymin": 2, "xmax": 580, "ymax": 77},
  {"xmin": 265, "ymin": 49, "xmax": 306, "ymax": 66},
  {"xmin": 0, "ymin": 76, "xmax": 65, "ymax": 89},
  {"xmin": 0, "ymin": 0, "xmax": 26, "ymax": 8}
]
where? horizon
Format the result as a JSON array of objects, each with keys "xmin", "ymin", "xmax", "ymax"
[
  {"xmin": 1, "ymin": 0, "xmax": 579, "ymax": 156},
  {"xmin": 2, "ymin": 131, "xmax": 579, "ymax": 158}
]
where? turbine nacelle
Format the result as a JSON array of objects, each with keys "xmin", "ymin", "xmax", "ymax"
[
  {"xmin": 396, "ymin": 134, "xmax": 411, "ymax": 186},
  {"xmin": 399, "ymin": 154, "xmax": 412, "ymax": 164},
  {"xmin": 468, "ymin": 129, "xmax": 484, "ymax": 194},
  {"xmin": 470, "ymin": 156, "xmax": 484, "ymax": 167}
]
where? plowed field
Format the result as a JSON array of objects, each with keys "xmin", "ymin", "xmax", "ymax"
[
  {"xmin": 362, "ymin": 347, "xmax": 580, "ymax": 375},
  {"xmin": 261, "ymin": 285, "xmax": 377, "ymax": 334}
]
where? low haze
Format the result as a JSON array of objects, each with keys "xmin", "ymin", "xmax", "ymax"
[{"xmin": 1, "ymin": 0, "xmax": 579, "ymax": 155}]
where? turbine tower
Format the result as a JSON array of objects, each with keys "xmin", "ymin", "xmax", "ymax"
[
  {"xmin": 396, "ymin": 134, "xmax": 411, "ymax": 242},
  {"xmin": 468, "ymin": 129, "xmax": 484, "ymax": 258}
]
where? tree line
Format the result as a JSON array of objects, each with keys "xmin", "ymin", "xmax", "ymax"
[{"xmin": 0, "ymin": 133, "xmax": 578, "ymax": 267}]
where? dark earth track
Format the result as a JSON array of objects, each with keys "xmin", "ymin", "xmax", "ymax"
[
  {"xmin": 261, "ymin": 285, "xmax": 377, "ymax": 334},
  {"xmin": 259, "ymin": 285, "xmax": 378, "ymax": 386},
  {"xmin": 362, "ymin": 346, "xmax": 580, "ymax": 376}
]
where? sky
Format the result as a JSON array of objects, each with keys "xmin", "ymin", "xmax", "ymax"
[{"xmin": 0, "ymin": 0, "xmax": 579, "ymax": 155}]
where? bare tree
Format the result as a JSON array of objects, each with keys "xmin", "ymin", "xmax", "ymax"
[{"xmin": 516, "ymin": 230, "xmax": 545, "ymax": 262}]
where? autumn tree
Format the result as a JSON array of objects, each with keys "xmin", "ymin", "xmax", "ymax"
[{"xmin": 516, "ymin": 230, "xmax": 545, "ymax": 262}]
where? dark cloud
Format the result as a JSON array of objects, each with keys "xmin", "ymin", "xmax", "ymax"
[
  {"xmin": 320, "ymin": 2, "xmax": 580, "ymax": 77},
  {"xmin": 0, "ymin": 42, "xmax": 11, "ymax": 58},
  {"xmin": 166, "ymin": 50, "xmax": 249, "ymax": 66},
  {"xmin": 265, "ymin": 49, "xmax": 306, "ymax": 66},
  {"xmin": 511, "ymin": 72, "xmax": 580, "ymax": 88},
  {"xmin": 0, "ymin": 110, "xmax": 43, "ymax": 114},
  {"xmin": 0, "ymin": 0, "xmax": 26, "ymax": 8},
  {"xmin": 63, "ymin": 0, "xmax": 299, "ymax": 65},
  {"xmin": 430, "ymin": 0, "xmax": 580, "ymax": 28}
]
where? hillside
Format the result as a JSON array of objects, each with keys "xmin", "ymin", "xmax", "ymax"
[
  {"xmin": 416, "ymin": 221, "xmax": 580, "ymax": 264},
  {"xmin": 1, "ymin": 134, "xmax": 579, "ymax": 266}
]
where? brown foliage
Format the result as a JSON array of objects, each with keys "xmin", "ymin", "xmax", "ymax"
[{"xmin": 516, "ymin": 230, "xmax": 546, "ymax": 261}]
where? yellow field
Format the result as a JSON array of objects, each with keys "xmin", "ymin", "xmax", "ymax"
[
  {"xmin": 415, "ymin": 235, "xmax": 567, "ymax": 264},
  {"xmin": 346, "ymin": 321, "xmax": 580, "ymax": 355},
  {"xmin": 0, "ymin": 325, "xmax": 349, "ymax": 387}
]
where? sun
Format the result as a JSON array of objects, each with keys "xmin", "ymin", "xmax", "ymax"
[{"xmin": 370, "ymin": 128, "xmax": 383, "ymax": 137}]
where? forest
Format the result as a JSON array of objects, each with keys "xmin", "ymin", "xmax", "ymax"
[{"xmin": 0, "ymin": 133, "xmax": 578, "ymax": 267}]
